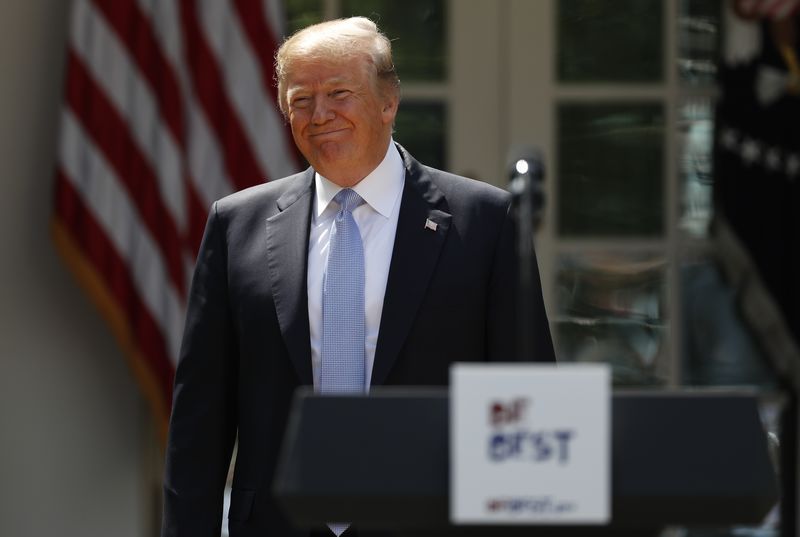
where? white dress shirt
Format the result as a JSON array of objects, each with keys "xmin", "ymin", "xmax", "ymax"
[{"xmin": 307, "ymin": 141, "xmax": 405, "ymax": 390}]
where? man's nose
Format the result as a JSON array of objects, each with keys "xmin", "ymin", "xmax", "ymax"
[{"xmin": 311, "ymin": 98, "xmax": 334, "ymax": 124}]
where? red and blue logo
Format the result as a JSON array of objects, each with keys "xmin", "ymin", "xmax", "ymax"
[{"xmin": 487, "ymin": 397, "xmax": 575, "ymax": 463}]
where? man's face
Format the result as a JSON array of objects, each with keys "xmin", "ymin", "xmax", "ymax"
[{"xmin": 285, "ymin": 53, "xmax": 398, "ymax": 187}]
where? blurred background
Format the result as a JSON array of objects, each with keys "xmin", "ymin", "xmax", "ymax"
[{"xmin": 1, "ymin": 0, "xmax": 798, "ymax": 536}]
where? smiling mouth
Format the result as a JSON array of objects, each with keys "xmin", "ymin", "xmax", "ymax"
[{"xmin": 310, "ymin": 128, "xmax": 347, "ymax": 137}]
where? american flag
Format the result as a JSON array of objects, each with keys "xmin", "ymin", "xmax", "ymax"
[{"xmin": 52, "ymin": 0, "xmax": 299, "ymax": 440}]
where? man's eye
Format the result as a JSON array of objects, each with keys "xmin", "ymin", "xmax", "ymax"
[
  {"xmin": 331, "ymin": 89, "xmax": 351, "ymax": 99},
  {"xmin": 291, "ymin": 97, "xmax": 310, "ymax": 108}
]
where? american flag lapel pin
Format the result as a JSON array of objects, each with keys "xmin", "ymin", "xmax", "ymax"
[{"xmin": 424, "ymin": 218, "xmax": 438, "ymax": 231}]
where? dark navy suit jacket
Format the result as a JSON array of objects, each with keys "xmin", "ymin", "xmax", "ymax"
[{"xmin": 162, "ymin": 146, "xmax": 555, "ymax": 537}]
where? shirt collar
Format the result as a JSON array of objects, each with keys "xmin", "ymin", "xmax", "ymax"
[{"xmin": 314, "ymin": 140, "xmax": 404, "ymax": 219}]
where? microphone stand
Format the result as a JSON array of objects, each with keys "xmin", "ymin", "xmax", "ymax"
[{"xmin": 507, "ymin": 147, "xmax": 544, "ymax": 362}]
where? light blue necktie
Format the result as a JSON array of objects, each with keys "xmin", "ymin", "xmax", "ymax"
[
  {"xmin": 321, "ymin": 189, "xmax": 365, "ymax": 536},
  {"xmin": 320, "ymin": 188, "xmax": 366, "ymax": 394}
]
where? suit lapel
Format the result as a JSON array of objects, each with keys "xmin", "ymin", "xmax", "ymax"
[
  {"xmin": 264, "ymin": 169, "xmax": 315, "ymax": 385},
  {"xmin": 371, "ymin": 148, "xmax": 451, "ymax": 385}
]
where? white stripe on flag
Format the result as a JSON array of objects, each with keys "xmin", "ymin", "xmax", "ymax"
[{"xmin": 264, "ymin": 0, "xmax": 287, "ymax": 42}]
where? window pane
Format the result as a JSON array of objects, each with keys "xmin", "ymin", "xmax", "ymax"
[
  {"xmin": 558, "ymin": 0, "xmax": 663, "ymax": 82},
  {"xmin": 285, "ymin": 0, "xmax": 324, "ymax": 35},
  {"xmin": 394, "ymin": 101, "xmax": 447, "ymax": 170},
  {"xmin": 555, "ymin": 253, "xmax": 668, "ymax": 386},
  {"xmin": 342, "ymin": 0, "xmax": 446, "ymax": 81},
  {"xmin": 558, "ymin": 103, "xmax": 665, "ymax": 237},
  {"xmin": 677, "ymin": 0, "xmax": 721, "ymax": 87}
]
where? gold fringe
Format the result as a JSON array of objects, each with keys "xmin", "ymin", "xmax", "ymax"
[{"xmin": 51, "ymin": 216, "xmax": 170, "ymax": 445}]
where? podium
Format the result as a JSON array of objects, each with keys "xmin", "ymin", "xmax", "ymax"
[{"xmin": 273, "ymin": 389, "xmax": 778, "ymax": 536}]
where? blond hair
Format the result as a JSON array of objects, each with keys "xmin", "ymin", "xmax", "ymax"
[{"xmin": 274, "ymin": 17, "xmax": 400, "ymax": 115}]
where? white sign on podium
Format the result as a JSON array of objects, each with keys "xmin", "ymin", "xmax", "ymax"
[{"xmin": 450, "ymin": 363, "xmax": 610, "ymax": 524}]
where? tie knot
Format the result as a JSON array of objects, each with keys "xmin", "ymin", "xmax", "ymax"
[{"xmin": 334, "ymin": 188, "xmax": 364, "ymax": 213}]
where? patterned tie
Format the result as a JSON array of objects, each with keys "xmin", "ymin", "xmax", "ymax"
[
  {"xmin": 320, "ymin": 188, "xmax": 366, "ymax": 394},
  {"xmin": 321, "ymin": 189, "xmax": 365, "ymax": 536}
]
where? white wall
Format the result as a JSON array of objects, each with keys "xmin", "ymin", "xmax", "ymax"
[{"xmin": 0, "ymin": 2, "xmax": 147, "ymax": 536}]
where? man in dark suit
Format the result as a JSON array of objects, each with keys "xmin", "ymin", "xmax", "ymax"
[{"xmin": 162, "ymin": 16, "xmax": 555, "ymax": 537}]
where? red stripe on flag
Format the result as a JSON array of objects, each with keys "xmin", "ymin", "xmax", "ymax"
[
  {"xmin": 232, "ymin": 0, "xmax": 301, "ymax": 172},
  {"xmin": 65, "ymin": 50, "xmax": 186, "ymax": 297},
  {"xmin": 54, "ymin": 169, "xmax": 175, "ymax": 413},
  {"xmin": 90, "ymin": 0, "xmax": 186, "ymax": 148},
  {"xmin": 179, "ymin": 0, "xmax": 268, "ymax": 189}
]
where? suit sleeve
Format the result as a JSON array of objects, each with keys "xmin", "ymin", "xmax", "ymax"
[
  {"xmin": 162, "ymin": 202, "xmax": 238, "ymax": 537},
  {"xmin": 487, "ymin": 200, "xmax": 556, "ymax": 363}
]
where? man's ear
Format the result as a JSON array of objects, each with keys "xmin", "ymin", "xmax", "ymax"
[{"xmin": 381, "ymin": 94, "xmax": 399, "ymax": 125}]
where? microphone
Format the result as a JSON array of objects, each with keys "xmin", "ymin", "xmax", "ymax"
[{"xmin": 507, "ymin": 145, "xmax": 545, "ymax": 232}]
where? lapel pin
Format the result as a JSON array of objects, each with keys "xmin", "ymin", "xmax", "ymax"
[{"xmin": 424, "ymin": 218, "xmax": 438, "ymax": 232}]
